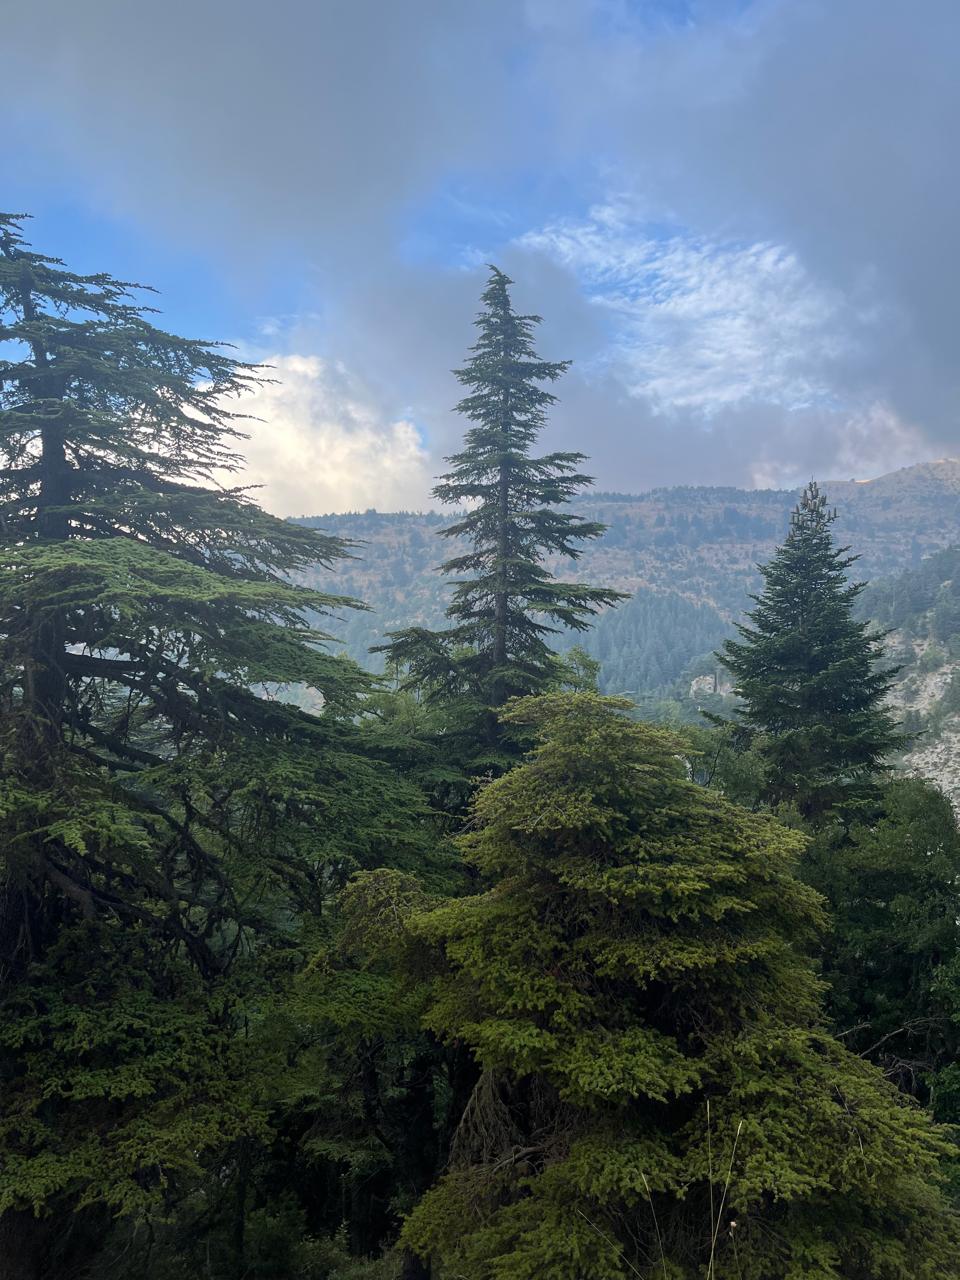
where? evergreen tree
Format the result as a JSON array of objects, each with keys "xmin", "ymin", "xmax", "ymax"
[
  {"xmin": 360, "ymin": 270, "xmax": 627, "ymax": 1251},
  {"xmin": 0, "ymin": 213, "xmax": 427, "ymax": 1274},
  {"xmin": 365, "ymin": 694, "xmax": 959, "ymax": 1279},
  {"xmin": 718, "ymin": 481, "xmax": 903, "ymax": 822},
  {"xmin": 380, "ymin": 267, "xmax": 624, "ymax": 764},
  {"xmin": 808, "ymin": 777, "xmax": 960, "ymax": 1116}
]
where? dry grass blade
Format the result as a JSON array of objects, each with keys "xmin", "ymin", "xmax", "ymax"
[
  {"xmin": 707, "ymin": 1119, "xmax": 743, "ymax": 1280},
  {"xmin": 706, "ymin": 1099, "xmax": 715, "ymax": 1259},
  {"xmin": 639, "ymin": 1170, "xmax": 669, "ymax": 1280},
  {"xmin": 574, "ymin": 1206, "xmax": 645, "ymax": 1279}
]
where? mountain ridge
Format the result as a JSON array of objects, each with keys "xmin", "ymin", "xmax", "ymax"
[{"xmin": 293, "ymin": 459, "xmax": 960, "ymax": 696}]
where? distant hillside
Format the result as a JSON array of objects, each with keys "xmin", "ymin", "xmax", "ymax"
[{"xmin": 294, "ymin": 459, "xmax": 960, "ymax": 696}]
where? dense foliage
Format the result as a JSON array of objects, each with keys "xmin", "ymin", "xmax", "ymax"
[
  {"xmin": 706, "ymin": 486, "xmax": 960, "ymax": 1152},
  {"xmin": 293, "ymin": 474, "xmax": 960, "ymax": 700},
  {"xmin": 0, "ymin": 213, "xmax": 431, "ymax": 1277},
  {"xmin": 718, "ymin": 481, "xmax": 904, "ymax": 822},
  {"xmin": 860, "ymin": 544, "xmax": 960, "ymax": 640},
  {"xmin": 808, "ymin": 778, "xmax": 960, "ymax": 1115},
  {"xmin": 2, "ymin": 218, "xmax": 959, "ymax": 1279},
  {"xmin": 386, "ymin": 695, "xmax": 960, "ymax": 1279}
]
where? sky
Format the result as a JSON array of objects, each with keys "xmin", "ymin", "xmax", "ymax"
[{"xmin": 5, "ymin": 0, "xmax": 959, "ymax": 515}]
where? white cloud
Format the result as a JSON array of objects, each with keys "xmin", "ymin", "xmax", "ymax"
[
  {"xmin": 746, "ymin": 403, "xmax": 936, "ymax": 491},
  {"xmin": 520, "ymin": 204, "xmax": 855, "ymax": 414},
  {"xmin": 7, "ymin": 0, "xmax": 960, "ymax": 490},
  {"xmin": 223, "ymin": 355, "xmax": 433, "ymax": 516}
]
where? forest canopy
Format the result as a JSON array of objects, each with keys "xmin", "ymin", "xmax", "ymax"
[{"xmin": 1, "ymin": 217, "xmax": 959, "ymax": 1280}]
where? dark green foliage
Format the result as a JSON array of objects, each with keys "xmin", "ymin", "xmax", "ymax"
[
  {"xmin": 6, "ymin": 212, "xmax": 960, "ymax": 1280},
  {"xmin": 568, "ymin": 587, "xmax": 729, "ymax": 695},
  {"xmin": 380, "ymin": 267, "xmax": 624, "ymax": 742},
  {"xmin": 364, "ymin": 694, "xmax": 960, "ymax": 1279},
  {"xmin": 0, "ymin": 923, "xmax": 256, "ymax": 1218},
  {"xmin": 808, "ymin": 778, "xmax": 960, "ymax": 1116},
  {"xmin": 860, "ymin": 544, "xmax": 960, "ymax": 638},
  {"xmin": 711, "ymin": 492, "xmax": 960, "ymax": 1139},
  {"xmin": 0, "ymin": 213, "xmax": 431, "ymax": 1272},
  {"xmin": 718, "ymin": 481, "xmax": 904, "ymax": 822}
]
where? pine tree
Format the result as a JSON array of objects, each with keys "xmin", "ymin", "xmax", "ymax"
[
  {"xmin": 0, "ymin": 213, "xmax": 428, "ymax": 1274},
  {"xmin": 718, "ymin": 480, "xmax": 903, "ymax": 822},
  {"xmin": 381, "ymin": 267, "xmax": 624, "ymax": 761},
  {"xmin": 364, "ymin": 694, "xmax": 959, "ymax": 1279}
]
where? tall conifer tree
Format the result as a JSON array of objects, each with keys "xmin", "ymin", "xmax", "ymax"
[
  {"xmin": 718, "ymin": 481, "xmax": 903, "ymax": 822},
  {"xmin": 0, "ymin": 213, "xmax": 426, "ymax": 1275},
  {"xmin": 382, "ymin": 267, "xmax": 624, "ymax": 756}
]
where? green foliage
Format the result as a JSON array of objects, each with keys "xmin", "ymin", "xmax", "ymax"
[
  {"xmin": 860, "ymin": 545, "xmax": 960, "ymax": 637},
  {"xmin": 718, "ymin": 482, "xmax": 904, "ymax": 822},
  {"xmin": 807, "ymin": 778, "xmax": 960, "ymax": 1115},
  {"xmin": 547, "ymin": 641, "xmax": 601, "ymax": 693},
  {"xmin": 390, "ymin": 694, "xmax": 959, "ymax": 1279},
  {"xmin": 296, "ymin": 472, "xmax": 960, "ymax": 700},
  {"xmin": 379, "ymin": 266, "xmax": 624, "ymax": 749},
  {"xmin": 5, "ymin": 212, "xmax": 960, "ymax": 1280},
  {"xmin": 0, "ymin": 212, "xmax": 435, "ymax": 1271},
  {"xmin": 681, "ymin": 721, "xmax": 768, "ymax": 807},
  {"xmin": 575, "ymin": 587, "xmax": 730, "ymax": 695},
  {"xmin": 0, "ymin": 923, "xmax": 260, "ymax": 1219}
]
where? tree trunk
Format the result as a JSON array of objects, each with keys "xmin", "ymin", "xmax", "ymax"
[
  {"xmin": 0, "ymin": 1211, "xmax": 44, "ymax": 1280},
  {"xmin": 491, "ymin": 456, "xmax": 510, "ymax": 708},
  {"xmin": 398, "ymin": 1247, "xmax": 430, "ymax": 1280},
  {"xmin": 18, "ymin": 263, "xmax": 70, "ymax": 743}
]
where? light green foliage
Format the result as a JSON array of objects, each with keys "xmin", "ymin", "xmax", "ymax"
[
  {"xmin": 548, "ymin": 642, "xmax": 601, "ymax": 692},
  {"xmin": 393, "ymin": 694, "xmax": 959, "ymax": 1278},
  {"xmin": 681, "ymin": 722, "xmax": 768, "ymax": 807}
]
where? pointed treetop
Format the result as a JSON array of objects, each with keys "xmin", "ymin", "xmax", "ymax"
[
  {"xmin": 789, "ymin": 479, "xmax": 839, "ymax": 535},
  {"xmin": 378, "ymin": 263, "xmax": 624, "ymax": 763},
  {"xmin": 718, "ymin": 483, "xmax": 903, "ymax": 822}
]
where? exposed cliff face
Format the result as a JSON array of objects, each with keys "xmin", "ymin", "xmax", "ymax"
[
  {"xmin": 881, "ymin": 637, "xmax": 960, "ymax": 808},
  {"xmin": 853, "ymin": 548, "xmax": 960, "ymax": 807},
  {"xmin": 903, "ymin": 727, "xmax": 960, "ymax": 808}
]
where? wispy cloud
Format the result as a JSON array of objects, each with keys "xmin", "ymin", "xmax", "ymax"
[{"xmin": 520, "ymin": 204, "xmax": 855, "ymax": 414}]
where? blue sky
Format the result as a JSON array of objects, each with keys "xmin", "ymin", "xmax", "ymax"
[{"xmin": 5, "ymin": 0, "xmax": 959, "ymax": 513}]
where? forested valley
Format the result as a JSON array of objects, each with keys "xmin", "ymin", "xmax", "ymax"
[
  {"xmin": 4, "ymin": 214, "xmax": 960, "ymax": 1280},
  {"xmin": 296, "ymin": 461, "xmax": 960, "ymax": 712}
]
